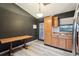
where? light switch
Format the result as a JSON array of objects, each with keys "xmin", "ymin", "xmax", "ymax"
[{"xmin": 33, "ymin": 24, "xmax": 37, "ymax": 29}]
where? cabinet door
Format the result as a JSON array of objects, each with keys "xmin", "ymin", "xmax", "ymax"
[
  {"xmin": 59, "ymin": 38, "xmax": 66, "ymax": 49},
  {"xmin": 44, "ymin": 33, "xmax": 51, "ymax": 45},
  {"xmin": 52, "ymin": 16, "xmax": 58, "ymax": 27},
  {"xmin": 52, "ymin": 37, "xmax": 59, "ymax": 47},
  {"xmin": 51, "ymin": 37, "xmax": 56, "ymax": 46},
  {"xmin": 66, "ymin": 39, "xmax": 72, "ymax": 51},
  {"xmin": 44, "ymin": 16, "xmax": 52, "ymax": 45}
]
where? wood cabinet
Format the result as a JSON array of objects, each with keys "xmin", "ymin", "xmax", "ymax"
[
  {"xmin": 52, "ymin": 33, "xmax": 72, "ymax": 51},
  {"xmin": 66, "ymin": 39, "xmax": 72, "ymax": 50},
  {"xmin": 44, "ymin": 16, "xmax": 72, "ymax": 51},
  {"xmin": 52, "ymin": 16, "xmax": 59, "ymax": 27},
  {"xmin": 59, "ymin": 37, "xmax": 66, "ymax": 49},
  {"xmin": 44, "ymin": 16, "xmax": 59, "ymax": 45},
  {"xmin": 52, "ymin": 37, "xmax": 59, "ymax": 47},
  {"xmin": 44, "ymin": 16, "xmax": 52, "ymax": 45},
  {"xmin": 52, "ymin": 35, "xmax": 66, "ymax": 49}
]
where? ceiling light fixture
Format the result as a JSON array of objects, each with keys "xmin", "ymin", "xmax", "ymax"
[{"xmin": 36, "ymin": 3, "xmax": 43, "ymax": 18}]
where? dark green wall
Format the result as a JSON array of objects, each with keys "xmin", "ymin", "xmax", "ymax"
[
  {"xmin": 0, "ymin": 3, "xmax": 37, "ymax": 53},
  {"xmin": 55, "ymin": 10, "xmax": 75, "ymax": 19}
]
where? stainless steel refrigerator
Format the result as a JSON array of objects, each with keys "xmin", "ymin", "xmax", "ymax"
[{"xmin": 39, "ymin": 23, "xmax": 44, "ymax": 40}]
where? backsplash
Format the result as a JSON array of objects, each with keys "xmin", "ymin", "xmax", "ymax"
[
  {"xmin": 52, "ymin": 25, "xmax": 73, "ymax": 32},
  {"xmin": 52, "ymin": 27, "xmax": 60, "ymax": 32}
]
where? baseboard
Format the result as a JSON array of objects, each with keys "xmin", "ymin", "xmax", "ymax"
[
  {"xmin": 44, "ymin": 44, "xmax": 72, "ymax": 53},
  {"xmin": 38, "ymin": 39, "xmax": 44, "ymax": 41}
]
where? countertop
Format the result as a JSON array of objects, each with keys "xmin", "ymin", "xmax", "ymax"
[{"xmin": 52, "ymin": 32, "xmax": 72, "ymax": 38}]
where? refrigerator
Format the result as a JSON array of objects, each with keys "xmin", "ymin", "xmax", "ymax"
[{"xmin": 39, "ymin": 23, "xmax": 44, "ymax": 40}]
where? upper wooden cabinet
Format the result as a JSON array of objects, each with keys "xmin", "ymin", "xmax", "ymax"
[
  {"xmin": 52, "ymin": 16, "xmax": 59, "ymax": 27},
  {"xmin": 44, "ymin": 16, "xmax": 52, "ymax": 45}
]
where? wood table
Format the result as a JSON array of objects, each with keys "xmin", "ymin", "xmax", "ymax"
[{"xmin": 0, "ymin": 35, "xmax": 32, "ymax": 56}]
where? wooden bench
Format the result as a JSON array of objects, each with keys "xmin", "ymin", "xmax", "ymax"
[{"xmin": 0, "ymin": 35, "xmax": 32, "ymax": 56}]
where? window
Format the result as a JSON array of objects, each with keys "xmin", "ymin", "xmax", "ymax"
[{"xmin": 60, "ymin": 24, "xmax": 73, "ymax": 32}]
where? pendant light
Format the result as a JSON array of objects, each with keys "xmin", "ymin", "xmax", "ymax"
[{"xmin": 36, "ymin": 3, "xmax": 43, "ymax": 18}]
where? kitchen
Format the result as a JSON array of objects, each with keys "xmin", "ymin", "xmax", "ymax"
[
  {"xmin": 38, "ymin": 10, "xmax": 79, "ymax": 54},
  {"xmin": 0, "ymin": 3, "xmax": 79, "ymax": 56}
]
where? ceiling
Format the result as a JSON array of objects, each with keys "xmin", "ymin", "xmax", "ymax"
[{"xmin": 16, "ymin": 3, "xmax": 77, "ymax": 19}]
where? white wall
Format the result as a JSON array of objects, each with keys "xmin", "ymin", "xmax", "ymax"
[{"xmin": 60, "ymin": 17, "xmax": 74, "ymax": 25}]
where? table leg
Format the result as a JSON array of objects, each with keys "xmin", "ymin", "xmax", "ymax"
[
  {"xmin": 23, "ymin": 40, "xmax": 28, "ymax": 49},
  {"xmin": 9, "ymin": 43, "xmax": 13, "ymax": 56}
]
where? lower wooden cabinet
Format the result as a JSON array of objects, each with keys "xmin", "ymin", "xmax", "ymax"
[
  {"xmin": 45, "ymin": 32, "xmax": 72, "ymax": 51},
  {"xmin": 51, "ymin": 34, "xmax": 72, "ymax": 51},
  {"xmin": 52, "ymin": 37, "xmax": 59, "ymax": 47},
  {"xmin": 59, "ymin": 38, "xmax": 66, "ymax": 49},
  {"xmin": 52, "ymin": 37, "xmax": 66, "ymax": 49},
  {"xmin": 66, "ymin": 39, "xmax": 72, "ymax": 51}
]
